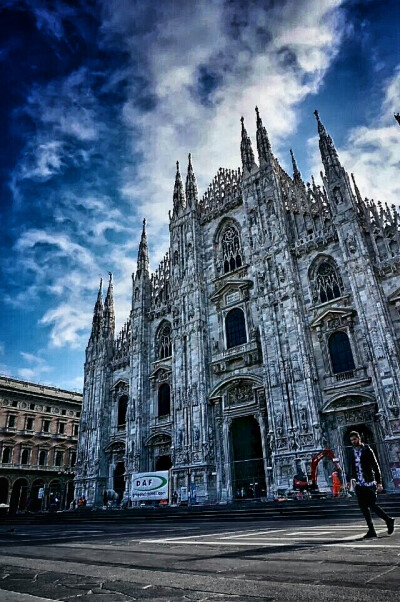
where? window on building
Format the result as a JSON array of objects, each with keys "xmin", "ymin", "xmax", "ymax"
[
  {"xmin": 38, "ymin": 450, "xmax": 47, "ymax": 466},
  {"xmin": 222, "ymin": 226, "xmax": 243, "ymax": 274},
  {"xmin": 55, "ymin": 450, "xmax": 63, "ymax": 466},
  {"xmin": 61, "ymin": 409, "xmax": 66, "ymax": 416},
  {"xmin": 30, "ymin": 403, "xmax": 35, "ymax": 410},
  {"xmin": 70, "ymin": 451, "xmax": 77, "ymax": 467},
  {"xmin": 46, "ymin": 406, "xmax": 51, "ymax": 413},
  {"xmin": 158, "ymin": 323, "xmax": 172, "ymax": 359},
  {"xmin": 314, "ymin": 262, "xmax": 343, "ymax": 304},
  {"xmin": 2, "ymin": 447, "xmax": 12, "ymax": 463},
  {"xmin": 12, "ymin": 400, "xmax": 18, "ymax": 407},
  {"xmin": 43, "ymin": 420, "xmax": 50, "ymax": 433},
  {"xmin": 158, "ymin": 383, "xmax": 171, "ymax": 417},
  {"xmin": 21, "ymin": 449, "xmax": 30, "ymax": 465},
  {"xmin": 74, "ymin": 424, "xmax": 79, "ymax": 436},
  {"xmin": 26, "ymin": 417, "xmax": 34, "ymax": 431},
  {"xmin": 8, "ymin": 415, "xmax": 16, "ymax": 428},
  {"xmin": 225, "ymin": 308, "xmax": 247, "ymax": 349},
  {"xmin": 58, "ymin": 422, "xmax": 65, "ymax": 435},
  {"xmin": 117, "ymin": 396, "xmax": 128, "ymax": 427},
  {"xmin": 329, "ymin": 331, "xmax": 355, "ymax": 374}
]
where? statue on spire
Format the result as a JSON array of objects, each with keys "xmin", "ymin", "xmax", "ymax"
[
  {"xmin": 240, "ymin": 116, "xmax": 257, "ymax": 175},
  {"xmin": 89, "ymin": 278, "xmax": 103, "ymax": 342},
  {"xmin": 102, "ymin": 272, "xmax": 115, "ymax": 339},
  {"xmin": 136, "ymin": 218, "xmax": 149, "ymax": 278},
  {"xmin": 185, "ymin": 153, "xmax": 198, "ymax": 206},
  {"xmin": 173, "ymin": 160, "xmax": 186, "ymax": 215},
  {"xmin": 314, "ymin": 109, "xmax": 341, "ymax": 176},
  {"xmin": 255, "ymin": 106, "xmax": 272, "ymax": 166}
]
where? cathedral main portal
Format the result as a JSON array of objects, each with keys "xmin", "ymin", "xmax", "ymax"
[{"xmin": 231, "ymin": 416, "xmax": 266, "ymax": 499}]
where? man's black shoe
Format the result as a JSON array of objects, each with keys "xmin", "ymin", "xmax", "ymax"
[
  {"xmin": 387, "ymin": 518, "xmax": 395, "ymax": 535},
  {"xmin": 362, "ymin": 530, "xmax": 377, "ymax": 539}
]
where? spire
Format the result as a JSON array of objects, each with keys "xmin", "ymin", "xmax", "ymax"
[
  {"xmin": 185, "ymin": 153, "xmax": 198, "ymax": 206},
  {"xmin": 314, "ymin": 109, "xmax": 341, "ymax": 175},
  {"xmin": 351, "ymin": 173, "xmax": 363, "ymax": 205},
  {"xmin": 240, "ymin": 116, "xmax": 257, "ymax": 174},
  {"xmin": 89, "ymin": 278, "xmax": 103, "ymax": 341},
  {"xmin": 173, "ymin": 161, "xmax": 186, "ymax": 214},
  {"xmin": 255, "ymin": 106, "xmax": 272, "ymax": 166},
  {"xmin": 136, "ymin": 218, "xmax": 149, "ymax": 277},
  {"xmin": 102, "ymin": 272, "xmax": 115, "ymax": 338},
  {"xmin": 290, "ymin": 148, "xmax": 303, "ymax": 184}
]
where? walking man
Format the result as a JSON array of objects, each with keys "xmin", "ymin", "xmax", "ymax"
[{"xmin": 347, "ymin": 431, "xmax": 395, "ymax": 539}]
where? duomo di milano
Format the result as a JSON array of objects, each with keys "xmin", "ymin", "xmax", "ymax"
[{"xmin": 75, "ymin": 108, "xmax": 400, "ymax": 505}]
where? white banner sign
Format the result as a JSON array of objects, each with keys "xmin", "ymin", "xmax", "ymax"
[{"xmin": 131, "ymin": 471, "xmax": 169, "ymax": 500}]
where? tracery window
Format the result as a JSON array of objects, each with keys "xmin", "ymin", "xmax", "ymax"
[
  {"xmin": 225, "ymin": 308, "xmax": 247, "ymax": 349},
  {"xmin": 158, "ymin": 383, "xmax": 171, "ymax": 417},
  {"xmin": 222, "ymin": 226, "xmax": 243, "ymax": 274},
  {"xmin": 314, "ymin": 262, "xmax": 343, "ymax": 304},
  {"xmin": 158, "ymin": 323, "xmax": 172, "ymax": 359},
  {"xmin": 328, "ymin": 331, "xmax": 355, "ymax": 374}
]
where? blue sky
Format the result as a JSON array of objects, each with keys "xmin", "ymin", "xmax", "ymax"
[{"xmin": 0, "ymin": 0, "xmax": 399, "ymax": 391}]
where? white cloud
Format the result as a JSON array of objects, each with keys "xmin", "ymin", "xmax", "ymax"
[
  {"xmin": 104, "ymin": 0, "xmax": 346, "ymax": 229},
  {"xmin": 18, "ymin": 351, "xmax": 52, "ymax": 382},
  {"xmin": 338, "ymin": 67, "xmax": 400, "ymax": 204},
  {"xmin": 8, "ymin": 0, "xmax": 351, "ymax": 355}
]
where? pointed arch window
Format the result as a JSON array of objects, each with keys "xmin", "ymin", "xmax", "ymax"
[
  {"xmin": 117, "ymin": 395, "xmax": 128, "ymax": 427},
  {"xmin": 158, "ymin": 323, "xmax": 172, "ymax": 359},
  {"xmin": 225, "ymin": 308, "xmax": 247, "ymax": 349},
  {"xmin": 158, "ymin": 383, "xmax": 171, "ymax": 417},
  {"xmin": 314, "ymin": 261, "xmax": 343, "ymax": 304},
  {"xmin": 329, "ymin": 331, "xmax": 355, "ymax": 374},
  {"xmin": 222, "ymin": 226, "xmax": 243, "ymax": 274}
]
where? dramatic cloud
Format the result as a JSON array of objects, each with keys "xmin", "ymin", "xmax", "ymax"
[{"xmin": 1, "ymin": 0, "xmax": 398, "ymax": 388}]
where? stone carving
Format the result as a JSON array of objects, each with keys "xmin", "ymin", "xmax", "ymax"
[{"xmin": 227, "ymin": 383, "xmax": 253, "ymax": 405}]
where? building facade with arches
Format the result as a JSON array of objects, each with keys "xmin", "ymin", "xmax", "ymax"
[
  {"xmin": 75, "ymin": 110, "xmax": 400, "ymax": 506},
  {"xmin": 0, "ymin": 376, "xmax": 82, "ymax": 513}
]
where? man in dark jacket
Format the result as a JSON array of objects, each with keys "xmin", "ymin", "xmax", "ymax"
[{"xmin": 347, "ymin": 431, "xmax": 395, "ymax": 539}]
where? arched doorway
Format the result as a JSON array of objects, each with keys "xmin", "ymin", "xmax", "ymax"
[
  {"xmin": 9, "ymin": 478, "xmax": 28, "ymax": 514},
  {"xmin": 146, "ymin": 433, "xmax": 172, "ymax": 472},
  {"xmin": 30, "ymin": 479, "xmax": 45, "ymax": 512},
  {"xmin": 114, "ymin": 462, "xmax": 125, "ymax": 503},
  {"xmin": 0, "ymin": 478, "xmax": 8, "ymax": 505},
  {"xmin": 156, "ymin": 455, "xmax": 172, "ymax": 470},
  {"xmin": 230, "ymin": 416, "xmax": 266, "ymax": 499},
  {"xmin": 49, "ymin": 480, "xmax": 62, "ymax": 511}
]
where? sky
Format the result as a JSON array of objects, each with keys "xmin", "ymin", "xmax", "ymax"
[{"xmin": 0, "ymin": 0, "xmax": 399, "ymax": 392}]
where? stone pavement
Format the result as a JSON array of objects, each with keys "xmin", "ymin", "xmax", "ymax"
[{"xmin": 0, "ymin": 516, "xmax": 399, "ymax": 601}]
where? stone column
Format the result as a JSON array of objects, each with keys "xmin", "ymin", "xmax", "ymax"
[{"xmin": 222, "ymin": 417, "xmax": 232, "ymax": 502}]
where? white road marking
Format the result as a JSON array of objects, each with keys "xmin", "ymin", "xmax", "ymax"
[{"xmin": 219, "ymin": 529, "xmax": 286, "ymax": 539}]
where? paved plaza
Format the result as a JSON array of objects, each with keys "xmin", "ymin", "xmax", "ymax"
[{"xmin": 0, "ymin": 514, "xmax": 399, "ymax": 601}]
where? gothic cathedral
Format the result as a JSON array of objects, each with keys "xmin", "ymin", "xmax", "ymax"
[{"xmin": 75, "ymin": 109, "xmax": 400, "ymax": 505}]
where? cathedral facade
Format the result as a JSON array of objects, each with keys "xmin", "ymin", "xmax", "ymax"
[{"xmin": 75, "ymin": 109, "xmax": 400, "ymax": 506}]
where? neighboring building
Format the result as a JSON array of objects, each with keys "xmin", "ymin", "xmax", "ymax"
[
  {"xmin": 75, "ymin": 109, "xmax": 400, "ymax": 507},
  {"xmin": 0, "ymin": 375, "xmax": 82, "ymax": 513}
]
